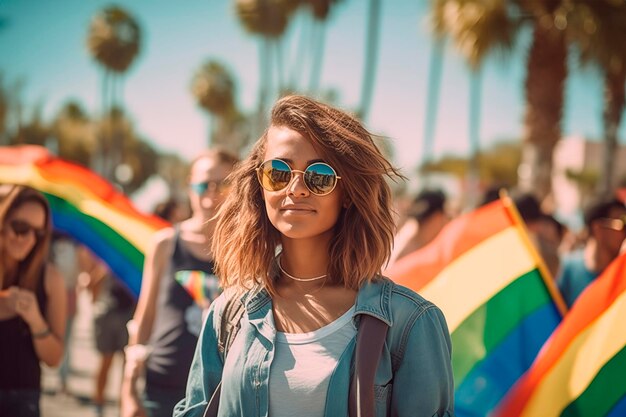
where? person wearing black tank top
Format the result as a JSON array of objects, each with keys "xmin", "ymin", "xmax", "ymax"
[
  {"xmin": 0, "ymin": 185, "xmax": 66, "ymax": 417},
  {"xmin": 121, "ymin": 149, "xmax": 238, "ymax": 417}
]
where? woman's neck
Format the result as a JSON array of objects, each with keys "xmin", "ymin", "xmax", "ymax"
[{"xmin": 279, "ymin": 239, "xmax": 331, "ymax": 280}]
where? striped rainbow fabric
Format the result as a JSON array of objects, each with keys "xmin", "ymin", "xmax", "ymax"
[
  {"xmin": 385, "ymin": 197, "xmax": 567, "ymax": 416},
  {"xmin": 174, "ymin": 270, "xmax": 221, "ymax": 306},
  {"xmin": 0, "ymin": 145, "xmax": 169, "ymax": 296},
  {"xmin": 495, "ymin": 252, "xmax": 626, "ymax": 417}
]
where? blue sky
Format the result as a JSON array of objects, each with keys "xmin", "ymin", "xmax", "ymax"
[{"xmin": 0, "ymin": 0, "xmax": 620, "ymax": 178}]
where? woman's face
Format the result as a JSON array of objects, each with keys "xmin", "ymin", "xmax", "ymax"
[
  {"xmin": 261, "ymin": 125, "xmax": 343, "ymax": 243},
  {"xmin": 2, "ymin": 201, "xmax": 46, "ymax": 262},
  {"xmin": 188, "ymin": 156, "xmax": 233, "ymax": 219}
]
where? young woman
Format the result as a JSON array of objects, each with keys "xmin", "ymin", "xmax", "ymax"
[
  {"xmin": 174, "ymin": 96, "xmax": 454, "ymax": 417},
  {"xmin": 121, "ymin": 149, "xmax": 238, "ymax": 417},
  {"xmin": 0, "ymin": 185, "xmax": 66, "ymax": 417}
]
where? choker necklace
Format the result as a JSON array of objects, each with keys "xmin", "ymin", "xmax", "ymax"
[{"xmin": 277, "ymin": 255, "xmax": 328, "ymax": 282}]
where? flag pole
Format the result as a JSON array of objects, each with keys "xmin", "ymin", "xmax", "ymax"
[{"xmin": 499, "ymin": 190, "xmax": 569, "ymax": 317}]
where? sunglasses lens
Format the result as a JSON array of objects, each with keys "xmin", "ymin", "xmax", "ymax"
[
  {"xmin": 305, "ymin": 163, "xmax": 337, "ymax": 195},
  {"xmin": 9, "ymin": 220, "xmax": 44, "ymax": 239},
  {"xmin": 258, "ymin": 160, "xmax": 292, "ymax": 191},
  {"xmin": 190, "ymin": 182, "xmax": 209, "ymax": 195}
]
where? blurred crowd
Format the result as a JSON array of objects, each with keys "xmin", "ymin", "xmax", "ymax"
[{"xmin": 1, "ymin": 154, "xmax": 625, "ymax": 417}]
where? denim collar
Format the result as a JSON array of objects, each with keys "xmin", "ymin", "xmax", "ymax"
[{"xmin": 241, "ymin": 276, "xmax": 394, "ymax": 327}]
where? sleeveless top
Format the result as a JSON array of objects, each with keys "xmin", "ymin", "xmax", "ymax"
[
  {"xmin": 0, "ymin": 269, "xmax": 48, "ymax": 390},
  {"xmin": 145, "ymin": 229, "xmax": 216, "ymax": 391}
]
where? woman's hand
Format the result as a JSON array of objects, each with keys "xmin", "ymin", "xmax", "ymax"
[
  {"xmin": 1, "ymin": 286, "xmax": 19, "ymax": 310},
  {"xmin": 14, "ymin": 288, "xmax": 45, "ymax": 330}
]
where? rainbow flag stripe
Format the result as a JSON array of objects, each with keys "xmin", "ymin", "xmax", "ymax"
[
  {"xmin": 0, "ymin": 145, "xmax": 169, "ymax": 295},
  {"xmin": 174, "ymin": 270, "xmax": 220, "ymax": 306},
  {"xmin": 386, "ymin": 198, "xmax": 565, "ymax": 416},
  {"xmin": 496, "ymin": 252, "xmax": 626, "ymax": 417}
]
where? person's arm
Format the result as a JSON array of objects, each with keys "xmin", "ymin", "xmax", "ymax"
[
  {"xmin": 173, "ymin": 298, "xmax": 225, "ymax": 417},
  {"xmin": 130, "ymin": 228, "xmax": 174, "ymax": 346},
  {"xmin": 121, "ymin": 228, "xmax": 174, "ymax": 417},
  {"xmin": 16, "ymin": 264, "xmax": 67, "ymax": 367},
  {"xmin": 391, "ymin": 305, "xmax": 454, "ymax": 416}
]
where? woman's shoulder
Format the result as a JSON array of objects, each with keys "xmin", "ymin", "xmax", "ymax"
[
  {"xmin": 374, "ymin": 276, "xmax": 439, "ymax": 314},
  {"xmin": 381, "ymin": 277, "xmax": 448, "ymax": 332}
]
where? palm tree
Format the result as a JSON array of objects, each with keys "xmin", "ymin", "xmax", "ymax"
[
  {"xmin": 357, "ymin": 0, "xmax": 381, "ymax": 122},
  {"xmin": 420, "ymin": 36, "xmax": 445, "ymax": 169},
  {"xmin": 235, "ymin": 0, "xmax": 294, "ymax": 112},
  {"xmin": 429, "ymin": 0, "xmax": 516, "ymax": 197},
  {"xmin": 430, "ymin": 0, "xmax": 573, "ymax": 201},
  {"xmin": 518, "ymin": 1, "xmax": 568, "ymax": 201},
  {"xmin": 190, "ymin": 59, "xmax": 249, "ymax": 154},
  {"xmin": 0, "ymin": 74, "xmax": 8, "ymax": 143},
  {"xmin": 52, "ymin": 101, "xmax": 95, "ymax": 167},
  {"xmin": 191, "ymin": 60, "xmax": 236, "ymax": 143},
  {"xmin": 87, "ymin": 5, "xmax": 141, "ymax": 181},
  {"xmin": 301, "ymin": 0, "xmax": 341, "ymax": 95},
  {"xmin": 568, "ymin": 2, "xmax": 626, "ymax": 198}
]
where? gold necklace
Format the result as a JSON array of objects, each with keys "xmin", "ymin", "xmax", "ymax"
[{"xmin": 277, "ymin": 255, "xmax": 328, "ymax": 282}]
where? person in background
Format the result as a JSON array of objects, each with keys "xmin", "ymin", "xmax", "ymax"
[
  {"xmin": 557, "ymin": 198, "xmax": 626, "ymax": 308},
  {"xmin": 50, "ymin": 232, "xmax": 79, "ymax": 395},
  {"xmin": 174, "ymin": 95, "xmax": 453, "ymax": 417},
  {"xmin": 388, "ymin": 189, "xmax": 449, "ymax": 267},
  {"xmin": 0, "ymin": 185, "xmax": 66, "ymax": 417},
  {"xmin": 121, "ymin": 149, "xmax": 238, "ymax": 417},
  {"xmin": 152, "ymin": 197, "xmax": 189, "ymax": 224},
  {"xmin": 513, "ymin": 192, "xmax": 563, "ymax": 278},
  {"xmin": 78, "ymin": 246, "xmax": 136, "ymax": 417}
]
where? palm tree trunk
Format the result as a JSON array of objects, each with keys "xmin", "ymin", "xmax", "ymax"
[
  {"xmin": 421, "ymin": 37, "xmax": 445, "ymax": 168},
  {"xmin": 274, "ymin": 38, "xmax": 285, "ymax": 95},
  {"xmin": 358, "ymin": 0, "xmax": 382, "ymax": 122},
  {"xmin": 308, "ymin": 19, "xmax": 326, "ymax": 95},
  {"xmin": 289, "ymin": 9, "xmax": 311, "ymax": 91},
  {"xmin": 256, "ymin": 38, "xmax": 271, "ymax": 139},
  {"xmin": 467, "ymin": 68, "xmax": 482, "ymax": 207},
  {"xmin": 519, "ymin": 23, "xmax": 567, "ymax": 201},
  {"xmin": 599, "ymin": 65, "xmax": 626, "ymax": 198},
  {"xmin": 94, "ymin": 68, "xmax": 110, "ymax": 177}
]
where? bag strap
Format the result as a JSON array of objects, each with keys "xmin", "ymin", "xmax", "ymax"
[
  {"xmin": 204, "ymin": 290, "xmax": 246, "ymax": 417},
  {"xmin": 217, "ymin": 290, "xmax": 246, "ymax": 362},
  {"xmin": 204, "ymin": 304, "xmax": 389, "ymax": 417},
  {"xmin": 349, "ymin": 314, "xmax": 389, "ymax": 417}
]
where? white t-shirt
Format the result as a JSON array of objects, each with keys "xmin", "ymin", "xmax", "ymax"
[{"xmin": 269, "ymin": 305, "xmax": 357, "ymax": 417}]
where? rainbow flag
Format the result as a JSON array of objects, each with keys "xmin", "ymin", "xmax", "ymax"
[
  {"xmin": 496, "ymin": 252, "xmax": 626, "ymax": 417},
  {"xmin": 0, "ymin": 145, "xmax": 169, "ymax": 296},
  {"xmin": 385, "ymin": 198, "xmax": 566, "ymax": 416},
  {"xmin": 174, "ymin": 270, "xmax": 221, "ymax": 306}
]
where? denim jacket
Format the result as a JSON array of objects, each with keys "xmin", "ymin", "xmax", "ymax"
[{"xmin": 174, "ymin": 277, "xmax": 454, "ymax": 417}]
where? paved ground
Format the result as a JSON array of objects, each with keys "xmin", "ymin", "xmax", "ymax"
[{"xmin": 40, "ymin": 291, "xmax": 125, "ymax": 417}]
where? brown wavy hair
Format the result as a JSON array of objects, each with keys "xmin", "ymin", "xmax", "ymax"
[
  {"xmin": 212, "ymin": 95, "xmax": 403, "ymax": 293},
  {"xmin": 0, "ymin": 185, "xmax": 52, "ymax": 292}
]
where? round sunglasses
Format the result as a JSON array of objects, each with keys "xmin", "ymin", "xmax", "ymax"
[
  {"xmin": 189, "ymin": 180, "xmax": 230, "ymax": 195},
  {"xmin": 7, "ymin": 219, "xmax": 46, "ymax": 240},
  {"xmin": 256, "ymin": 159, "xmax": 341, "ymax": 196}
]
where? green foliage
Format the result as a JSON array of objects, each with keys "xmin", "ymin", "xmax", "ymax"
[
  {"xmin": 565, "ymin": 167, "xmax": 599, "ymax": 190},
  {"xmin": 190, "ymin": 60, "xmax": 236, "ymax": 116},
  {"xmin": 420, "ymin": 141, "xmax": 522, "ymax": 186},
  {"xmin": 87, "ymin": 6, "xmax": 141, "ymax": 73}
]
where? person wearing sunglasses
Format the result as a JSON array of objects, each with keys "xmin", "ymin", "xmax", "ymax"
[
  {"xmin": 557, "ymin": 197, "xmax": 626, "ymax": 308},
  {"xmin": 0, "ymin": 185, "xmax": 66, "ymax": 417},
  {"xmin": 121, "ymin": 149, "xmax": 238, "ymax": 417},
  {"xmin": 174, "ymin": 95, "xmax": 454, "ymax": 417}
]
